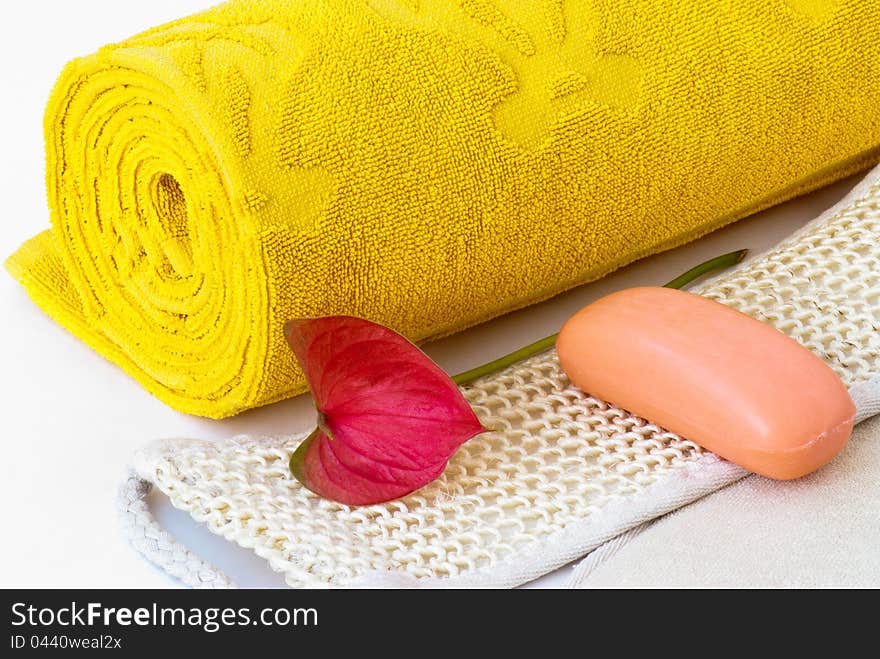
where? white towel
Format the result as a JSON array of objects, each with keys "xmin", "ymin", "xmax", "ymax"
[{"xmin": 570, "ymin": 416, "xmax": 880, "ymax": 588}]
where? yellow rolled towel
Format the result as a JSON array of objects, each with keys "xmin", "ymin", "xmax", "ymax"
[{"xmin": 7, "ymin": 0, "xmax": 880, "ymax": 418}]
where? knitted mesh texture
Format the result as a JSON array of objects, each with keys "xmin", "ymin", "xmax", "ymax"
[{"xmin": 132, "ymin": 170, "xmax": 880, "ymax": 587}]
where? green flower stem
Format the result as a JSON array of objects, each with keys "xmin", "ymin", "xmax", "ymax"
[
  {"xmin": 662, "ymin": 249, "xmax": 748, "ymax": 291},
  {"xmin": 451, "ymin": 249, "xmax": 747, "ymax": 387}
]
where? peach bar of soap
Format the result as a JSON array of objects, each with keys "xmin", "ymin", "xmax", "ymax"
[{"xmin": 556, "ymin": 287, "xmax": 855, "ymax": 479}]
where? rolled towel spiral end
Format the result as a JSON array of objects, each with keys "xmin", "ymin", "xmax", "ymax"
[{"xmin": 9, "ymin": 49, "xmax": 300, "ymax": 419}]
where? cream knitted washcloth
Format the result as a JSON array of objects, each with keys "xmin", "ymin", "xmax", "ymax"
[{"xmin": 120, "ymin": 164, "xmax": 880, "ymax": 588}]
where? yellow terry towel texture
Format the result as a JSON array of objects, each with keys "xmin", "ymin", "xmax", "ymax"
[{"xmin": 7, "ymin": 0, "xmax": 880, "ymax": 418}]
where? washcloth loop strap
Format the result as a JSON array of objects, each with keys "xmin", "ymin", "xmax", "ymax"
[{"xmin": 117, "ymin": 471, "xmax": 236, "ymax": 589}]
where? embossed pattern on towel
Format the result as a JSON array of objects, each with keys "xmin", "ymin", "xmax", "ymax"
[{"xmin": 7, "ymin": 0, "xmax": 880, "ymax": 417}]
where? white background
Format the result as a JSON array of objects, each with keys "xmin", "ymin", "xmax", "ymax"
[{"xmin": 0, "ymin": 1, "xmax": 863, "ymax": 588}]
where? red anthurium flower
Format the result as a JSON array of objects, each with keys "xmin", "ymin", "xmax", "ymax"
[{"xmin": 286, "ymin": 316, "xmax": 488, "ymax": 506}]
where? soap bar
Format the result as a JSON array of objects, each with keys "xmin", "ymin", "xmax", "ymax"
[{"xmin": 556, "ymin": 287, "xmax": 855, "ymax": 480}]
